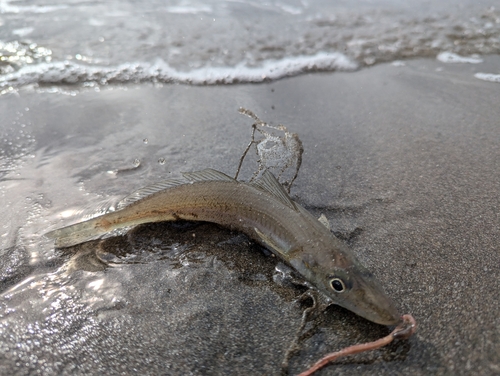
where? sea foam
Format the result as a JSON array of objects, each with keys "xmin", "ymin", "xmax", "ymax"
[
  {"xmin": 0, "ymin": 52, "xmax": 357, "ymax": 89},
  {"xmin": 474, "ymin": 73, "xmax": 500, "ymax": 83}
]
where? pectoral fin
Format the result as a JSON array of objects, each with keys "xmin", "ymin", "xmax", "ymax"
[{"xmin": 318, "ymin": 214, "xmax": 331, "ymax": 230}]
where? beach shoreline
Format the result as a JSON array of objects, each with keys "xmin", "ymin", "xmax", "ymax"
[{"xmin": 1, "ymin": 56, "xmax": 499, "ymax": 375}]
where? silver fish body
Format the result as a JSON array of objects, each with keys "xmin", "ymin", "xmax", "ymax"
[{"xmin": 46, "ymin": 169, "xmax": 401, "ymax": 325}]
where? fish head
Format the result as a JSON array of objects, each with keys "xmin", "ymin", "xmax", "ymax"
[{"xmin": 290, "ymin": 245, "xmax": 401, "ymax": 326}]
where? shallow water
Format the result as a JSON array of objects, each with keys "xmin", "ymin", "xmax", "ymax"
[
  {"xmin": 1, "ymin": 0, "xmax": 499, "ymax": 87},
  {"xmin": 1, "ymin": 1, "xmax": 500, "ymax": 375}
]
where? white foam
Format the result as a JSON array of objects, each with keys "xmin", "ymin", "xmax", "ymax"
[
  {"xmin": 0, "ymin": 0, "xmax": 66, "ymax": 13},
  {"xmin": 166, "ymin": 5, "xmax": 213, "ymax": 14},
  {"xmin": 391, "ymin": 60, "xmax": 406, "ymax": 67},
  {"xmin": 436, "ymin": 52, "xmax": 483, "ymax": 64},
  {"xmin": 0, "ymin": 52, "xmax": 358, "ymax": 89},
  {"xmin": 474, "ymin": 73, "xmax": 500, "ymax": 83}
]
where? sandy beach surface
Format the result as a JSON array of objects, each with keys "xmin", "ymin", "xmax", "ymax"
[{"xmin": 1, "ymin": 53, "xmax": 499, "ymax": 375}]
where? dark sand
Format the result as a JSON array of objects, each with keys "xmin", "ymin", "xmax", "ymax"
[{"xmin": 1, "ymin": 57, "xmax": 499, "ymax": 375}]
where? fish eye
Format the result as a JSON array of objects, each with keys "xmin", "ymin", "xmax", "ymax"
[{"xmin": 330, "ymin": 278, "xmax": 345, "ymax": 293}]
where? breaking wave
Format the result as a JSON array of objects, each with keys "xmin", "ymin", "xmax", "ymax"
[{"xmin": 0, "ymin": 52, "xmax": 357, "ymax": 89}]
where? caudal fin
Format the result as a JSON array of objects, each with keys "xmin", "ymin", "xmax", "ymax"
[{"xmin": 45, "ymin": 217, "xmax": 106, "ymax": 248}]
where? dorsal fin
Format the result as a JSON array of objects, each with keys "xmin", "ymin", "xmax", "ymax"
[
  {"xmin": 251, "ymin": 170, "xmax": 297, "ymax": 211},
  {"xmin": 117, "ymin": 169, "xmax": 234, "ymax": 210},
  {"xmin": 116, "ymin": 178, "xmax": 186, "ymax": 210},
  {"xmin": 182, "ymin": 169, "xmax": 235, "ymax": 182}
]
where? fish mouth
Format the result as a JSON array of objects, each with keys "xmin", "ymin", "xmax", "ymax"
[
  {"xmin": 343, "ymin": 297, "xmax": 401, "ymax": 326},
  {"xmin": 339, "ymin": 279, "xmax": 402, "ymax": 326},
  {"xmin": 363, "ymin": 303, "xmax": 402, "ymax": 326}
]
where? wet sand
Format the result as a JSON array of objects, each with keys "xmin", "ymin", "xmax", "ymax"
[{"xmin": 1, "ymin": 56, "xmax": 499, "ymax": 375}]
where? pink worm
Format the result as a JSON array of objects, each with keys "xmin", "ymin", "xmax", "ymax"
[{"xmin": 298, "ymin": 314, "xmax": 417, "ymax": 376}]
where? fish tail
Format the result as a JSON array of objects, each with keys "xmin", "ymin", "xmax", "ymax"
[{"xmin": 44, "ymin": 217, "xmax": 108, "ymax": 248}]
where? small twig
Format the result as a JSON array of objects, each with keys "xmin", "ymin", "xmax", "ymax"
[
  {"xmin": 238, "ymin": 107, "xmax": 264, "ymax": 124},
  {"xmin": 234, "ymin": 124, "xmax": 257, "ymax": 180},
  {"xmin": 281, "ymin": 291, "xmax": 319, "ymax": 375},
  {"xmin": 297, "ymin": 314, "xmax": 417, "ymax": 376},
  {"xmin": 235, "ymin": 107, "xmax": 265, "ymax": 180},
  {"xmin": 285, "ymin": 132, "xmax": 303, "ymax": 193}
]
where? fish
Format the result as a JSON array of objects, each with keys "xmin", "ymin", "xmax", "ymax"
[{"xmin": 45, "ymin": 169, "xmax": 401, "ymax": 325}]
